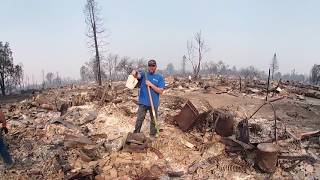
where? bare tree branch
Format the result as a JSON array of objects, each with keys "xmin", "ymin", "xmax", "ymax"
[{"xmin": 186, "ymin": 30, "xmax": 208, "ymax": 78}]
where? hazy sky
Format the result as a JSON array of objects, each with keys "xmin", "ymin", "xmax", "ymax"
[{"xmin": 1, "ymin": 0, "xmax": 319, "ymax": 82}]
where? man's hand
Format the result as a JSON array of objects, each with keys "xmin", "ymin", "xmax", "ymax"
[
  {"xmin": 0, "ymin": 111, "xmax": 5, "ymax": 125},
  {"xmin": 0, "ymin": 110, "xmax": 5, "ymax": 123},
  {"xmin": 0, "ymin": 111, "xmax": 8, "ymax": 133},
  {"xmin": 146, "ymin": 80, "xmax": 154, "ymax": 88},
  {"xmin": 146, "ymin": 80, "xmax": 164, "ymax": 94},
  {"xmin": 131, "ymin": 70, "xmax": 138, "ymax": 78},
  {"xmin": 2, "ymin": 127, "xmax": 8, "ymax": 134}
]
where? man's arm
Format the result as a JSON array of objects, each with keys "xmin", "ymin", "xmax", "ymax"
[
  {"xmin": 0, "ymin": 111, "xmax": 7, "ymax": 128},
  {"xmin": 146, "ymin": 80, "xmax": 164, "ymax": 94},
  {"xmin": 0, "ymin": 111, "xmax": 9, "ymax": 134},
  {"xmin": 146, "ymin": 75, "xmax": 165, "ymax": 94}
]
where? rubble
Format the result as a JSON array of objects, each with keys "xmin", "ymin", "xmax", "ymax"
[{"xmin": 0, "ymin": 77, "xmax": 319, "ymax": 179}]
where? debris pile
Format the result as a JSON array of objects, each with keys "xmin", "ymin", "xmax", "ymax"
[{"xmin": 0, "ymin": 77, "xmax": 319, "ymax": 179}]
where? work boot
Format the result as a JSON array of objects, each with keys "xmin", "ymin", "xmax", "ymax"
[
  {"xmin": 5, "ymin": 162, "xmax": 14, "ymax": 169},
  {"xmin": 0, "ymin": 161, "xmax": 14, "ymax": 171}
]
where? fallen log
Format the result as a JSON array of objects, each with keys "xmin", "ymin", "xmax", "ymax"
[
  {"xmin": 51, "ymin": 118, "xmax": 79, "ymax": 130},
  {"xmin": 221, "ymin": 136, "xmax": 255, "ymax": 150},
  {"xmin": 286, "ymin": 129, "xmax": 320, "ymax": 141},
  {"xmin": 167, "ymin": 171, "xmax": 184, "ymax": 177},
  {"xmin": 300, "ymin": 130, "xmax": 320, "ymax": 140},
  {"xmin": 279, "ymin": 154, "xmax": 317, "ymax": 172},
  {"xmin": 64, "ymin": 134, "xmax": 94, "ymax": 145},
  {"xmin": 285, "ymin": 129, "xmax": 300, "ymax": 141},
  {"xmin": 149, "ymin": 147, "xmax": 164, "ymax": 159},
  {"xmin": 278, "ymin": 155, "xmax": 316, "ymax": 163}
]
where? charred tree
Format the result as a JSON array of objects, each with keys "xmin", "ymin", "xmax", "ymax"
[
  {"xmin": 270, "ymin": 53, "xmax": 279, "ymax": 80},
  {"xmin": 186, "ymin": 31, "xmax": 208, "ymax": 79},
  {"xmin": 0, "ymin": 42, "xmax": 23, "ymax": 96},
  {"xmin": 84, "ymin": 0, "xmax": 106, "ymax": 86}
]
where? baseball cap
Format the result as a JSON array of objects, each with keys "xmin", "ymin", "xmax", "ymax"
[{"xmin": 148, "ymin": 59, "xmax": 157, "ymax": 66}]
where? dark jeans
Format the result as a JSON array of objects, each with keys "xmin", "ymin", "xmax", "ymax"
[
  {"xmin": 134, "ymin": 105, "xmax": 158, "ymax": 135},
  {"xmin": 0, "ymin": 136, "xmax": 13, "ymax": 165}
]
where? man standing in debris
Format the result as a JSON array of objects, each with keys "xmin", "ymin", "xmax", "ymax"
[
  {"xmin": 132, "ymin": 59, "xmax": 165, "ymax": 138},
  {"xmin": 0, "ymin": 109, "xmax": 14, "ymax": 169}
]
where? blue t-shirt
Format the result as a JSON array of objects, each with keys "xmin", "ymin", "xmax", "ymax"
[{"xmin": 138, "ymin": 71, "xmax": 165, "ymax": 108}]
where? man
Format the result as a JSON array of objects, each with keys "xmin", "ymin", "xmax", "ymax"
[
  {"xmin": 132, "ymin": 59, "xmax": 165, "ymax": 138},
  {"xmin": 0, "ymin": 109, "xmax": 14, "ymax": 169}
]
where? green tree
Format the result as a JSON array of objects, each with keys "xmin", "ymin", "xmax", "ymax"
[
  {"xmin": 80, "ymin": 65, "xmax": 89, "ymax": 81},
  {"xmin": 310, "ymin": 64, "xmax": 320, "ymax": 85},
  {"xmin": 46, "ymin": 72, "xmax": 54, "ymax": 85},
  {"xmin": 166, "ymin": 63, "xmax": 175, "ymax": 75},
  {"xmin": 270, "ymin": 53, "xmax": 279, "ymax": 80},
  {"xmin": 0, "ymin": 42, "xmax": 23, "ymax": 96},
  {"xmin": 182, "ymin": 55, "xmax": 186, "ymax": 75}
]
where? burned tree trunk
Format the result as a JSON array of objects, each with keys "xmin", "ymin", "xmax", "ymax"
[
  {"xmin": 0, "ymin": 73, "xmax": 5, "ymax": 96},
  {"xmin": 186, "ymin": 30, "xmax": 208, "ymax": 79},
  {"xmin": 84, "ymin": 0, "xmax": 105, "ymax": 86}
]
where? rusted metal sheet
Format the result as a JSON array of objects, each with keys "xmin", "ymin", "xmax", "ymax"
[
  {"xmin": 215, "ymin": 113, "xmax": 234, "ymax": 137},
  {"xmin": 256, "ymin": 143, "xmax": 279, "ymax": 173},
  {"xmin": 236, "ymin": 119, "xmax": 250, "ymax": 143},
  {"xmin": 175, "ymin": 100, "xmax": 200, "ymax": 132}
]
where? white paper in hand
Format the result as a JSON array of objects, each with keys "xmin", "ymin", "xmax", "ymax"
[{"xmin": 125, "ymin": 75, "xmax": 138, "ymax": 89}]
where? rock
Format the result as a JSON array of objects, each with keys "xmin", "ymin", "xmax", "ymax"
[
  {"xmin": 109, "ymin": 168, "xmax": 118, "ymax": 178},
  {"xmin": 296, "ymin": 95, "xmax": 305, "ymax": 100},
  {"xmin": 276, "ymin": 87, "xmax": 282, "ymax": 92},
  {"xmin": 51, "ymin": 118, "xmax": 79, "ymax": 130},
  {"xmin": 78, "ymin": 150, "xmax": 93, "ymax": 162},
  {"xmin": 98, "ymin": 156, "xmax": 110, "ymax": 167},
  {"xmin": 65, "ymin": 171, "xmax": 95, "ymax": 180},
  {"xmin": 167, "ymin": 171, "xmax": 184, "ymax": 177},
  {"xmin": 64, "ymin": 134, "xmax": 94, "ymax": 146},
  {"xmin": 202, "ymin": 142, "xmax": 225, "ymax": 159},
  {"xmin": 80, "ymin": 111, "xmax": 98, "ymax": 125},
  {"xmin": 72, "ymin": 94, "xmax": 86, "ymax": 106},
  {"xmin": 104, "ymin": 138, "xmax": 125, "ymax": 152},
  {"xmin": 248, "ymin": 88, "xmax": 260, "ymax": 93},
  {"xmin": 305, "ymin": 164, "xmax": 314, "ymax": 174},
  {"xmin": 40, "ymin": 104, "xmax": 55, "ymax": 110},
  {"xmin": 95, "ymin": 174, "xmax": 106, "ymax": 180},
  {"xmin": 59, "ymin": 103, "xmax": 69, "ymax": 116},
  {"xmin": 88, "ymin": 161, "xmax": 98, "ymax": 168},
  {"xmin": 103, "ymin": 165, "xmax": 113, "ymax": 172},
  {"xmin": 286, "ymin": 111, "xmax": 298, "ymax": 118},
  {"xmin": 117, "ymin": 170, "xmax": 127, "ymax": 177},
  {"xmin": 73, "ymin": 158, "xmax": 84, "ymax": 170},
  {"xmin": 85, "ymin": 111, "xmax": 98, "ymax": 122}
]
